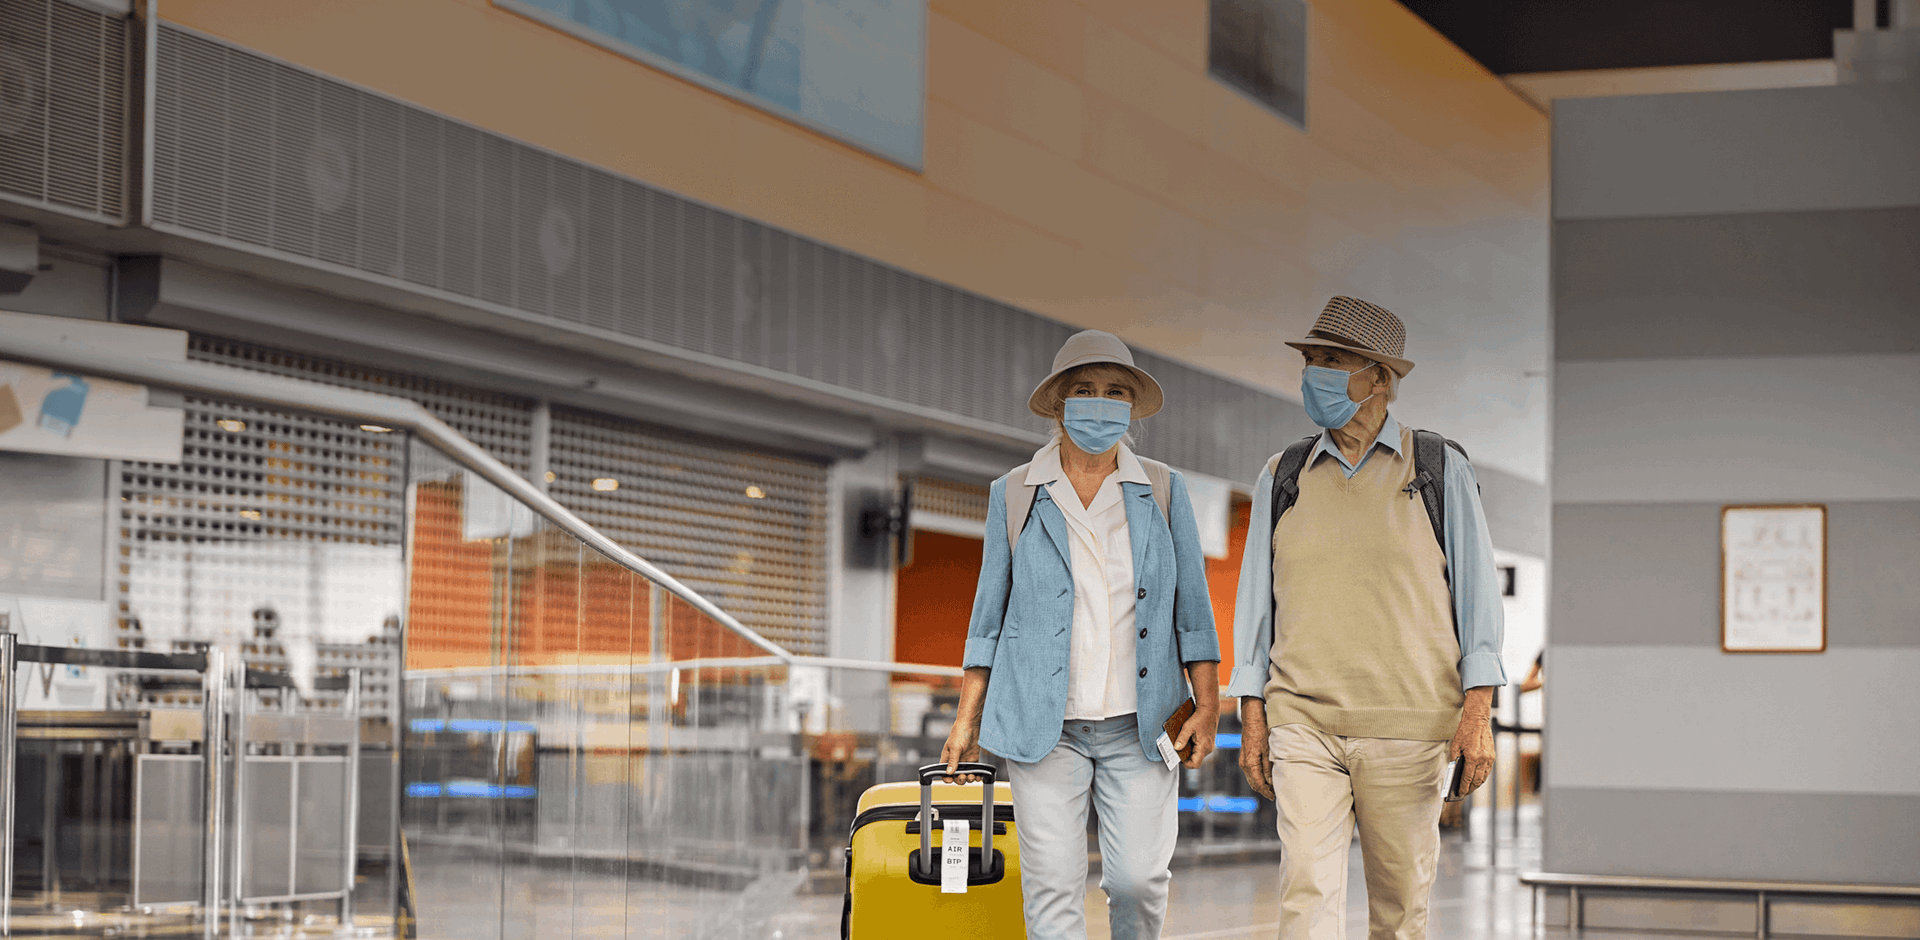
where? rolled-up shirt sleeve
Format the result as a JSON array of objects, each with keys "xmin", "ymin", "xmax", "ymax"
[
  {"xmin": 1165, "ymin": 471, "xmax": 1222, "ymax": 664},
  {"xmin": 1441, "ymin": 447, "xmax": 1508, "ymax": 690},
  {"xmin": 1225, "ymin": 464, "xmax": 1278, "ymax": 700}
]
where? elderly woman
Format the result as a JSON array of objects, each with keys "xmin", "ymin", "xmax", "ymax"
[{"xmin": 941, "ymin": 330, "xmax": 1220, "ymax": 940}]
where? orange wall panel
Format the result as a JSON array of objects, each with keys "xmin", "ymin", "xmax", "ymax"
[
  {"xmin": 893, "ymin": 531, "xmax": 985, "ymax": 668},
  {"xmin": 1207, "ymin": 499, "xmax": 1253, "ymax": 687}
]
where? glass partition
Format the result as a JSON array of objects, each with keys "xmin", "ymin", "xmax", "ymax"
[
  {"xmin": 5, "ymin": 405, "xmax": 1271, "ymax": 940},
  {"xmin": 399, "ymin": 440, "xmax": 803, "ymax": 940}
]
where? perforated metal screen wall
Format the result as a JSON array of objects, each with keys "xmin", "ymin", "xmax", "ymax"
[
  {"xmin": 166, "ymin": 337, "xmax": 832, "ymax": 657},
  {"xmin": 550, "ymin": 407, "xmax": 830, "ymax": 655},
  {"xmin": 116, "ymin": 390, "xmax": 408, "ymax": 717},
  {"xmin": 910, "ymin": 477, "xmax": 990, "ymax": 524},
  {"xmin": 0, "ymin": 0, "xmax": 130, "ymax": 222},
  {"xmin": 146, "ymin": 22, "xmax": 1297, "ymax": 484},
  {"xmin": 188, "ymin": 336, "xmax": 536, "ymax": 473}
]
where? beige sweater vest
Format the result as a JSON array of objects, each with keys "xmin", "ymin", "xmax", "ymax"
[{"xmin": 1264, "ymin": 427, "xmax": 1464, "ymax": 741}]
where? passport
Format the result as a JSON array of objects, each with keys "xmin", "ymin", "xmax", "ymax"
[{"xmin": 1161, "ymin": 697, "xmax": 1198, "ymax": 764}]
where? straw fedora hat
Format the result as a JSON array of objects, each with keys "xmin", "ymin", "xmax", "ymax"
[
  {"xmin": 1027, "ymin": 330, "xmax": 1165, "ymax": 419},
  {"xmin": 1284, "ymin": 296, "xmax": 1416, "ymax": 376}
]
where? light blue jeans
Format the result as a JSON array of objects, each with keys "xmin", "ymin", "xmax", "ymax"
[{"xmin": 1006, "ymin": 714, "xmax": 1180, "ymax": 940}]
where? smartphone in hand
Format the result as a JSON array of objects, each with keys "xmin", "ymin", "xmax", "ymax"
[{"xmin": 1441, "ymin": 758, "xmax": 1466, "ymax": 802}]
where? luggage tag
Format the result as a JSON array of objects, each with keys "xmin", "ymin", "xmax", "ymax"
[
  {"xmin": 940, "ymin": 818, "xmax": 970, "ymax": 893},
  {"xmin": 1154, "ymin": 731, "xmax": 1181, "ymax": 772}
]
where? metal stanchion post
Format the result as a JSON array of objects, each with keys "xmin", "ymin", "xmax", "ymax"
[
  {"xmin": 1, "ymin": 633, "xmax": 17, "ymax": 938},
  {"xmin": 342, "ymin": 669, "xmax": 362, "ymax": 928},
  {"xmin": 202, "ymin": 649, "xmax": 231, "ymax": 940},
  {"xmin": 1485, "ymin": 711, "xmax": 1499, "ymax": 870},
  {"xmin": 1509, "ymin": 683, "xmax": 1523, "ymax": 848},
  {"xmin": 229, "ymin": 668, "xmax": 249, "ymax": 940}
]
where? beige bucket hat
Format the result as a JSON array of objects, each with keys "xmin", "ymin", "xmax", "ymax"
[
  {"xmin": 1284, "ymin": 296, "xmax": 1416, "ymax": 376},
  {"xmin": 1027, "ymin": 330, "xmax": 1165, "ymax": 419}
]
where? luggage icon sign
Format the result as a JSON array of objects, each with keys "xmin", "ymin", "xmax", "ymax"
[{"xmin": 38, "ymin": 373, "xmax": 89, "ymax": 437}]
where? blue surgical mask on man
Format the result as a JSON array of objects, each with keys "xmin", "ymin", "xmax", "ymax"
[
  {"xmin": 1300, "ymin": 362, "xmax": 1381, "ymax": 429},
  {"xmin": 1061, "ymin": 397, "xmax": 1132, "ymax": 454}
]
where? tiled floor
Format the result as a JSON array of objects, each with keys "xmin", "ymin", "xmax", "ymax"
[
  {"xmin": 762, "ymin": 802, "xmax": 1718, "ymax": 940},
  {"xmin": 397, "ymin": 801, "xmax": 1716, "ymax": 939}
]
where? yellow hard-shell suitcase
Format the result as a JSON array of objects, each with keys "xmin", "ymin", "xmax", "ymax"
[{"xmin": 841, "ymin": 762, "xmax": 1025, "ymax": 938}]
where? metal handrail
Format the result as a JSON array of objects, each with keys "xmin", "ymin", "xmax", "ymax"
[
  {"xmin": 1520, "ymin": 871, "xmax": 1920, "ymax": 897},
  {"xmin": 402, "ymin": 655, "xmax": 966, "ymax": 680},
  {"xmin": 0, "ymin": 332, "xmax": 791, "ymax": 661}
]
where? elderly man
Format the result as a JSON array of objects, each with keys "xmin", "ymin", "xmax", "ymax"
[{"xmin": 1227, "ymin": 297, "xmax": 1505, "ymax": 940}]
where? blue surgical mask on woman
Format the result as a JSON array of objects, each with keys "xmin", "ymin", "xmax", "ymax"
[
  {"xmin": 1061, "ymin": 397, "xmax": 1133, "ymax": 454},
  {"xmin": 1300, "ymin": 362, "xmax": 1380, "ymax": 429}
]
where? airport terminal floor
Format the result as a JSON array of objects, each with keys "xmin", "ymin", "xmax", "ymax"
[{"xmin": 405, "ymin": 802, "xmax": 1710, "ymax": 940}]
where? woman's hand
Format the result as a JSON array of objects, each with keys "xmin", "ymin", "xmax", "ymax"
[
  {"xmin": 1174, "ymin": 704, "xmax": 1218, "ymax": 769},
  {"xmin": 940, "ymin": 718, "xmax": 984, "ymax": 783}
]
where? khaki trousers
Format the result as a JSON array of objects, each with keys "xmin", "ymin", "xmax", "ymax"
[{"xmin": 1268, "ymin": 723, "xmax": 1448, "ymax": 940}]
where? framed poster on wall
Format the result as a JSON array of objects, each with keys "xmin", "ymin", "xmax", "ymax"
[{"xmin": 1721, "ymin": 504, "xmax": 1826, "ymax": 653}]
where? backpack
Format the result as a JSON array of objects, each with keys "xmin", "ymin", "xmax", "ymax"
[
  {"xmin": 1267, "ymin": 429, "xmax": 1468, "ymax": 578},
  {"xmin": 1004, "ymin": 456, "xmax": 1174, "ymax": 554}
]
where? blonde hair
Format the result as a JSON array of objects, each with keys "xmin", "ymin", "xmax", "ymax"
[{"xmin": 1033, "ymin": 363, "xmax": 1141, "ymax": 420}]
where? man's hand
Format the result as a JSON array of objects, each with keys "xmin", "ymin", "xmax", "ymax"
[
  {"xmin": 1449, "ymin": 687, "xmax": 1496, "ymax": 795},
  {"xmin": 1236, "ymin": 698, "xmax": 1274, "ymax": 801},
  {"xmin": 1173, "ymin": 703, "xmax": 1219, "ymax": 769}
]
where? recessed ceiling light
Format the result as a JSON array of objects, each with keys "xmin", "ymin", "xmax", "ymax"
[
  {"xmin": 592, "ymin": 478, "xmax": 619, "ymax": 491},
  {"xmin": 544, "ymin": 471, "xmax": 557, "ymax": 482},
  {"xmin": 216, "ymin": 419, "xmax": 246, "ymax": 433},
  {"xmin": 239, "ymin": 510, "xmax": 262, "ymax": 520},
  {"xmin": 745, "ymin": 486, "xmax": 766, "ymax": 499}
]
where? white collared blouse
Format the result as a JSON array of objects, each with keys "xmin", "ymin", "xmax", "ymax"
[{"xmin": 1025, "ymin": 439, "xmax": 1152, "ymax": 720}]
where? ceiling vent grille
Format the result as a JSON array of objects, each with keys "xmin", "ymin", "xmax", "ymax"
[
  {"xmin": 0, "ymin": 0, "xmax": 130, "ymax": 222},
  {"xmin": 148, "ymin": 22, "xmax": 1299, "ymax": 483}
]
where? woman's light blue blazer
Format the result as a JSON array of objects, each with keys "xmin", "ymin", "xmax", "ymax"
[{"xmin": 960, "ymin": 468, "xmax": 1221, "ymax": 763}]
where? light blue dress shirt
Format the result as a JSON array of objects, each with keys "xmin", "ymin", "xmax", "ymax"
[{"xmin": 1224, "ymin": 415, "xmax": 1508, "ymax": 701}]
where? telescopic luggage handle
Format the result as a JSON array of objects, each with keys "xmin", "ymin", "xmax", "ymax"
[{"xmin": 916, "ymin": 762, "xmax": 997, "ymax": 877}]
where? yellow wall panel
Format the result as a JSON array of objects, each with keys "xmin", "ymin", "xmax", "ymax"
[
  {"xmin": 929, "ymin": 0, "xmax": 1089, "ymax": 81},
  {"xmin": 1202, "ymin": 89, "xmax": 1317, "ymax": 194},
  {"xmin": 1203, "ymin": 224, "xmax": 1313, "ymax": 315},
  {"xmin": 927, "ymin": 15, "xmax": 1085, "ymax": 162},
  {"xmin": 731, "ymin": 117, "xmax": 930, "ymax": 270},
  {"xmin": 922, "ymin": 103, "xmax": 1093, "ymax": 247},
  {"xmin": 1312, "ymin": 3, "xmax": 1547, "ymax": 212},
  {"xmin": 1094, "ymin": 0, "xmax": 1210, "ymax": 68},
  {"xmin": 1080, "ymin": 15, "xmax": 1212, "ymax": 141},
  {"xmin": 1070, "ymin": 174, "xmax": 1212, "ymax": 294},
  {"xmin": 918, "ymin": 189, "xmax": 1080, "ymax": 310}
]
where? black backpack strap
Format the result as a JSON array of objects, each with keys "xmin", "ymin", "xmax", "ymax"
[
  {"xmin": 1409, "ymin": 430, "xmax": 1449, "ymax": 554},
  {"xmin": 1267, "ymin": 435, "xmax": 1321, "ymax": 531}
]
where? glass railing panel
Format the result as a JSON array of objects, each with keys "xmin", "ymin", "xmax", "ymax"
[
  {"xmin": 0, "ymin": 398, "xmax": 412, "ymax": 935},
  {"xmin": 627, "ymin": 592, "xmax": 798, "ymax": 939},
  {"xmin": 400, "ymin": 439, "xmax": 516, "ymax": 940},
  {"xmin": 398, "ymin": 438, "xmax": 807, "ymax": 940}
]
